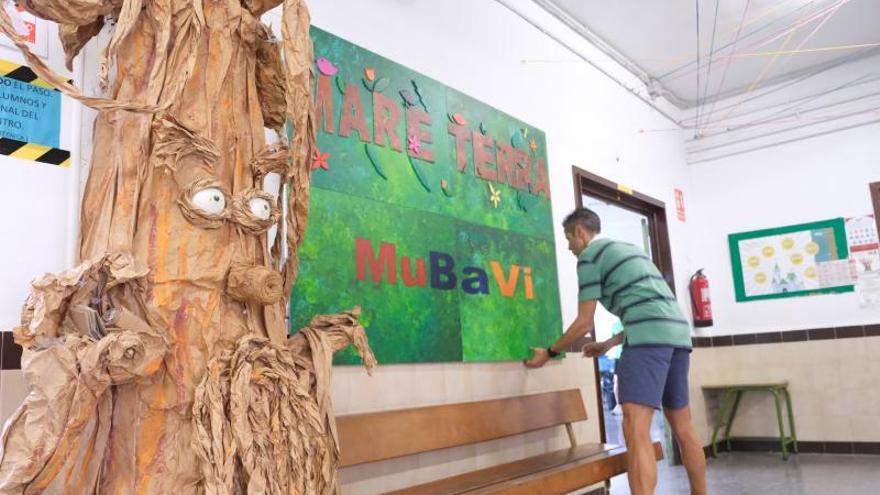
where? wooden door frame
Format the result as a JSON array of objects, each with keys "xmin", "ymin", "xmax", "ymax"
[{"xmin": 570, "ymin": 166, "xmax": 679, "ymax": 461}]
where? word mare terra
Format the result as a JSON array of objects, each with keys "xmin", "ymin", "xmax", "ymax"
[
  {"xmin": 314, "ymin": 73, "xmax": 551, "ymax": 197},
  {"xmin": 355, "ymin": 238, "xmax": 536, "ymax": 299}
]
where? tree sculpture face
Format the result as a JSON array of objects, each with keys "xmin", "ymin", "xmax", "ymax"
[{"xmin": 0, "ymin": 2, "xmax": 375, "ymax": 493}]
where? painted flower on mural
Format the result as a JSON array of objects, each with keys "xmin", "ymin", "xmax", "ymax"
[
  {"xmin": 316, "ymin": 57, "xmax": 338, "ymax": 76},
  {"xmin": 364, "ymin": 67, "xmax": 376, "ymax": 82},
  {"xmin": 407, "ymin": 134, "xmax": 421, "ymax": 155},
  {"xmin": 529, "ymin": 138, "xmax": 538, "ymax": 153},
  {"xmin": 311, "ymin": 148, "xmax": 330, "ymax": 171},
  {"xmin": 488, "ymin": 183, "xmax": 501, "ymax": 208}
]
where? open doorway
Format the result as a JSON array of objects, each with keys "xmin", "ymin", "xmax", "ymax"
[
  {"xmin": 571, "ymin": 167, "xmax": 679, "ymax": 464},
  {"xmin": 583, "ymin": 194, "xmax": 661, "ymax": 447}
]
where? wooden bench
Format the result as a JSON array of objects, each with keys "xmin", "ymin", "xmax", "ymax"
[{"xmin": 337, "ymin": 389, "xmax": 663, "ymax": 494}]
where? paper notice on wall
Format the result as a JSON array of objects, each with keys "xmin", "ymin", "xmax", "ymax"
[
  {"xmin": 675, "ymin": 188, "xmax": 686, "ymax": 222},
  {"xmin": 846, "ymin": 215, "xmax": 880, "ymax": 308},
  {"xmin": 0, "ymin": 58, "xmax": 70, "ymax": 166},
  {"xmin": 854, "ymin": 273, "xmax": 880, "ymax": 307},
  {"xmin": 0, "ymin": 1, "xmax": 48, "ymax": 57}
]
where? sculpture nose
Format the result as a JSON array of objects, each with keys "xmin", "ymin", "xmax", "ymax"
[{"xmin": 225, "ymin": 264, "xmax": 285, "ymax": 305}]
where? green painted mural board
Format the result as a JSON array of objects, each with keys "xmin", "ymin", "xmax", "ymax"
[{"xmin": 289, "ymin": 27, "xmax": 562, "ymax": 363}]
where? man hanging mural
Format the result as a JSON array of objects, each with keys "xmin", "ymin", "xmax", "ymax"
[{"xmin": 0, "ymin": 1, "xmax": 375, "ymax": 493}]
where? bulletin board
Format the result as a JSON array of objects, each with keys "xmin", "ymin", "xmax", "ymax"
[
  {"xmin": 288, "ymin": 27, "xmax": 562, "ymax": 364},
  {"xmin": 728, "ymin": 218, "xmax": 854, "ymax": 302}
]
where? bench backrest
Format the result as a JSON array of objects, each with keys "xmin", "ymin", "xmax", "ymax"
[{"xmin": 336, "ymin": 389, "xmax": 587, "ymax": 467}]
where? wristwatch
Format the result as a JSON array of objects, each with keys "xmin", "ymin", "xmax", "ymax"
[{"xmin": 546, "ymin": 346, "xmax": 560, "ymax": 358}]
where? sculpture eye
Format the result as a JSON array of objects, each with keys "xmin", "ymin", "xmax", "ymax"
[
  {"xmin": 191, "ymin": 187, "xmax": 226, "ymax": 215},
  {"xmin": 248, "ymin": 197, "xmax": 272, "ymax": 220}
]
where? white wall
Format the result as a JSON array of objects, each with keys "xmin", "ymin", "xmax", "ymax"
[
  {"xmin": 0, "ymin": 1, "xmax": 694, "ymax": 493},
  {"xmin": 688, "ymin": 122, "xmax": 880, "ymax": 336}
]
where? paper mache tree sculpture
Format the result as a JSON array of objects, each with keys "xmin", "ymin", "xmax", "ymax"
[{"xmin": 0, "ymin": 1, "xmax": 375, "ymax": 493}]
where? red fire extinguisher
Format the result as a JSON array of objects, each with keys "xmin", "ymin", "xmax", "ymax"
[{"xmin": 689, "ymin": 269, "xmax": 713, "ymax": 327}]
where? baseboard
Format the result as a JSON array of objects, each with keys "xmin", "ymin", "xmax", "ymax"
[{"xmin": 705, "ymin": 440, "xmax": 880, "ymax": 456}]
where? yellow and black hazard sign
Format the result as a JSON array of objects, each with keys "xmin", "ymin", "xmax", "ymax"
[
  {"xmin": 0, "ymin": 59, "xmax": 63, "ymax": 91},
  {"xmin": 0, "ymin": 137, "xmax": 70, "ymax": 167},
  {"xmin": 0, "ymin": 59, "xmax": 71, "ymax": 167}
]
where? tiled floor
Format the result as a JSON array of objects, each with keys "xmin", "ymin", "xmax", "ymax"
[{"xmin": 608, "ymin": 452, "xmax": 880, "ymax": 495}]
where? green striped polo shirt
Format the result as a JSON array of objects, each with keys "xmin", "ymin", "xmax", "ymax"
[{"xmin": 577, "ymin": 238, "xmax": 691, "ymax": 348}]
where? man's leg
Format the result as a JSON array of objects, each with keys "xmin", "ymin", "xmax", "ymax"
[
  {"xmin": 664, "ymin": 406, "xmax": 707, "ymax": 495},
  {"xmin": 661, "ymin": 348, "xmax": 707, "ymax": 495},
  {"xmin": 622, "ymin": 402, "xmax": 658, "ymax": 495},
  {"xmin": 616, "ymin": 346, "xmax": 674, "ymax": 495}
]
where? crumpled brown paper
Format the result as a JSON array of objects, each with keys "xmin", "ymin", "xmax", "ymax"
[
  {"xmin": 0, "ymin": 255, "xmax": 167, "ymax": 494},
  {"xmin": 14, "ymin": 252, "xmax": 149, "ymax": 349},
  {"xmin": 0, "ymin": 0, "xmax": 370, "ymax": 493},
  {"xmin": 255, "ymin": 24, "xmax": 287, "ymax": 133},
  {"xmin": 229, "ymin": 189, "xmax": 281, "ymax": 235},
  {"xmin": 226, "ymin": 264, "xmax": 284, "ymax": 305},
  {"xmin": 193, "ymin": 308, "xmax": 375, "ymax": 495},
  {"xmin": 251, "ymin": 142, "xmax": 291, "ymax": 180},
  {"xmin": 281, "ymin": 0, "xmax": 318, "ymax": 295},
  {"xmin": 59, "ymin": 19, "xmax": 104, "ymax": 71}
]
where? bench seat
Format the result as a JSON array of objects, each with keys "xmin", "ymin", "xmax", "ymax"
[
  {"xmin": 337, "ymin": 389, "xmax": 663, "ymax": 494},
  {"xmin": 385, "ymin": 443, "xmax": 649, "ymax": 495}
]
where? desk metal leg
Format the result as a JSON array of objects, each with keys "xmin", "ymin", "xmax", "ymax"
[
  {"xmin": 711, "ymin": 389, "xmax": 735, "ymax": 457},
  {"xmin": 783, "ymin": 388, "xmax": 798, "ymax": 454},
  {"xmin": 772, "ymin": 390, "xmax": 789, "ymax": 460},
  {"xmin": 723, "ymin": 391, "xmax": 743, "ymax": 451}
]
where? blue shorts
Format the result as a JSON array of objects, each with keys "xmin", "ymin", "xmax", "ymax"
[{"xmin": 616, "ymin": 345, "xmax": 691, "ymax": 410}]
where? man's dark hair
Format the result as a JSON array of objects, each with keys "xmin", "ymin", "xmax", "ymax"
[{"xmin": 562, "ymin": 207, "xmax": 601, "ymax": 234}]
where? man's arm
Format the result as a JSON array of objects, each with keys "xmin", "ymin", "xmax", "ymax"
[
  {"xmin": 551, "ymin": 299, "xmax": 597, "ymax": 353},
  {"xmin": 524, "ymin": 299, "xmax": 597, "ymax": 368},
  {"xmin": 583, "ymin": 331, "xmax": 625, "ymax": 357}
]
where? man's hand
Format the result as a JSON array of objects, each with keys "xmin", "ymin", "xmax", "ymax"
[
  {"xmin": 524, "ymin": 347, "xmax": 551, "ymax": 368},
  {"xmin": 582, "ymin": 341, "xmax": 607, "ymax": 358}
]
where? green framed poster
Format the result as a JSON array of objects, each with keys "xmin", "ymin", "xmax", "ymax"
[
  {"xmin": 289, "ymin": 27, "xmax": 562, "ymax": 364},
  {"xmin": 728, "ymin": 218, "xmax": 854, "ymax": 302}
]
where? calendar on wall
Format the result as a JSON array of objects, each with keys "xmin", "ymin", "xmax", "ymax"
[{"xmin": 846, "ymin": 215, "xmax": 880, "ymax": 308}]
